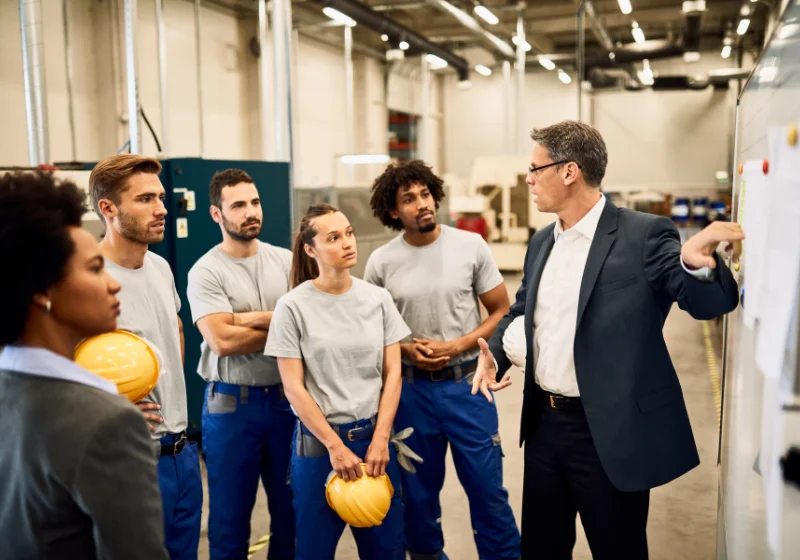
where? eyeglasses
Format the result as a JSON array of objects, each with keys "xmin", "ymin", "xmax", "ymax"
[{"xmin": 528, "ymin": 160, "xmax": 582, "ymax": 175}]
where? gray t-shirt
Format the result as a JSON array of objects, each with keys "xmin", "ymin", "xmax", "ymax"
[
  {"xmin": 364, "ymin": 225, "xmax": 504, "ymax": 366},
  {"xmin": 264, "ymin": 278, "xmax": 410, "ymax": 424},
  {"xmin": 187, "ymin": 242, "xmax": 292, "ymax": 386},
  {"xmin": 105, "ymin": 252, "xmax": 188, "ymax": 440}
]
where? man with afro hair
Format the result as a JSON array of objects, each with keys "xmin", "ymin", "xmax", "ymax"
[{"xmin": 364, "ymin": 160, "xmax": 521, "ymax": 560}]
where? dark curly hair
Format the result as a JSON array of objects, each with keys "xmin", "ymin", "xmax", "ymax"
[
  {"xmin": 369, "ymin": 160, "xmax": 446, "ymax": 231},
  {"xmin": 0, "ymin": 172, "xmax": 87, "ymax": 345},
  {"xmin": 209, "ymin": 168, "xmax": 254, "ymax": 208}
]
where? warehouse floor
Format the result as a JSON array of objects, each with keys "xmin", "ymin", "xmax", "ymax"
[{"xmin": 196, "ymin": 274, "xmax": 725, "ymax": 560}]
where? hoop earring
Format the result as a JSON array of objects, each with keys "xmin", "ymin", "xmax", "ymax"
[{"xmin": 45, "ymin": 300, "xmax": 52, "ymax": 313}]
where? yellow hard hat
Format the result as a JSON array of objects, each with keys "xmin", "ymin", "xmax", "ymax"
[
  {"xmin": 74, "ymin": 330, "xmax": 160, "ymax": 403},
  {"xmin": 325, "ymin": 464, "xmax": 394, "ymax": 528}
]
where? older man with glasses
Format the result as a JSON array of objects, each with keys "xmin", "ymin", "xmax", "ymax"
[{"xmin": 470, "ymin": 120, "xmax": 744, "ymax": 560}]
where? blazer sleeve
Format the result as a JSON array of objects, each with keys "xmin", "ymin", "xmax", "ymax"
[
  {"xmin": 488, "ymin": 241, "xmax": 531, "ymax": 380},
  {"xmin": 643, "ymin": 216, "xmax": 739, "ymax": 320},
  {"xmin": 73, "ymin": 404, "xmax": 169, "ymax": 560}
]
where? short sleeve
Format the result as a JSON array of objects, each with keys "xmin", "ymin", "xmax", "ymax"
[
  {"xmin": 172, "ymin": 280, "xmax": 181, "ymax": 314},
  {"xmin": 264, "ymin": 300, "xmax": 303, "ymax": 359},
  {"xmin": 381, "ymin": 290, "xmax": 411, "ymax": 346},
  {"xmin": 473, "ymin": 237, "xmax": 504, "ymax": 295},
  {"xmin": 186, "ymin": 265, "xmax": 233, "ymax": 324},
  {"xmin": 280, "ymin": 248, "xmax": 293, "ymax": 282},
  {"xmin": 363, "ymin": 254, "xmax": 383, "ymax": 287}
]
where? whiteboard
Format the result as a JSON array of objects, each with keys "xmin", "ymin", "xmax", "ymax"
[{"xmin": 718, "ymin": 1, "xmax": 800, "ymax": 558}]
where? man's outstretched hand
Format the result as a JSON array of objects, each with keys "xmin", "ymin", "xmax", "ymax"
[
  {"xmin": 470, "ymin": 338, "xmax": 512, "ymax": 403},
  {"xmin": 681, "ymin": 221, "xmax": 745, "ymax": 270}
]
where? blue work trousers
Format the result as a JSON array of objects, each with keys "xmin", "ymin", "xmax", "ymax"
[
  {"xmin": 158, "ymin": 433, "xmax": 203, "ymax": 560},
  {"xmin": 202, "ymin": 382, "xmax": 296, "ymax": 560},
  {"xmin": 289, "ymin": 418, "xmax": 405, "ymax": 560},
  {"xmin": 394, "ymin": 375, "xmax": 522, "ymax": 560}
]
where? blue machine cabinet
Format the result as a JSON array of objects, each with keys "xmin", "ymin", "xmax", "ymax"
[{"xmin": 149, "ymin": 158, "xmax": 292, "ymax": 435}]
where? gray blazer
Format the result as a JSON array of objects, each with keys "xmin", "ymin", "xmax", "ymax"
[{"xmin": 0, "ymin": 370, "xmax": 169, "ymax": 559}]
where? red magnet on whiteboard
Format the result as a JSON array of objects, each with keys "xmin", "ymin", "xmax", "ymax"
[
  {"xmin": 737, "ymin": 163, "xmax": 743, "ymax": 175},
  {"xmin": 763, "ymin": 159, "xmax": 769, "ymax": 174}
]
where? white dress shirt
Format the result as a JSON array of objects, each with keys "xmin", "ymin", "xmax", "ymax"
[
  {"xmin": 0, "ymin": 345, "xmax": 118, "ymax": 394},
  {"xmin": 531, "ymin": 195, "xmax": 712, "ymax": 397},
  {"xmin": 533, "ymin": 196, "xmax": 607, "ymax": 396}
]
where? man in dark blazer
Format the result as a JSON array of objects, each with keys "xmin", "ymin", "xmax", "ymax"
[{"xmin": 470, "ymin": 121, "xmax": 743, "ymax": 559}]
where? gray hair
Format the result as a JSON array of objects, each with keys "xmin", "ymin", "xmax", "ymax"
[{"xmin": 530, "ymin": 121, "xmax": 607, "ymax": 187}]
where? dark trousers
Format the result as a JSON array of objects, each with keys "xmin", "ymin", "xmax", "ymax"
[{"xmin": 521, "ymin": 399, "xmax": 650, "ymax": 560}]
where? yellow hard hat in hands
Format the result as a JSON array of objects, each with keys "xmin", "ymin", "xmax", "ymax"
[
  {"xmin": 325, "ymin": 464, "xmax": 394, "ymax": 528},
  {"xmin": 74, "ymin": 330, "xmax": 160, "ymax": 403}
]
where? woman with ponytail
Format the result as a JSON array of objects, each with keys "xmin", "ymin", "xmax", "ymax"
[{"xmin": 265, "ymin": 204, "xmax": 410, "ymax": 559}]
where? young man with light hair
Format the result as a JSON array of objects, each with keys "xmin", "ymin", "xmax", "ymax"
[{"xmin": 90, "ymin": 155, "xmax": 202, "ymax": 560}]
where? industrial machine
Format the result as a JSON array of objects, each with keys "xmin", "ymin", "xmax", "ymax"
[{"xmin": 448, "ymin": 156, "xmax": 556, "ymax": 272}]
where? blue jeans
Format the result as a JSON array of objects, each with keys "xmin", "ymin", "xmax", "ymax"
[
  {"xmin": 158, "ymin": 433, "xmax": 203, "ymax": 560},
  {"xmin": 289, "ymin": 418, "xmax": 405, "ymax": 560},
  {"xmin": 395, "ymin": 375, "xmax": 521, "ymax": 560},
  {"xmin": 202, "ymin": 382, "xmax": 295, "ymax": 560}
]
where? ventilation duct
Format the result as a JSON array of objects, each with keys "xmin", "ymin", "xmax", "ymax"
[{"xmin": 310, "ymin": 0, "xmax": 470, "ymax": 81}]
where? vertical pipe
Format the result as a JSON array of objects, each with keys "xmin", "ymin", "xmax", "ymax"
[
  {"xmin": 194, "ymin": 0, "xmax": 204, "ymax": 156},
  {"xmin": 420, "ymin": 56, "xmax": 430, "ymax": 163},
  {"xmin": 124, "ymin": 0, "xmax": 141, "ymax": 154},
  {"xmin": 20, "ymin": 1, "xmax": 37, "ymax": 165},
  {"xmin": 155, "ymin": 0, "xmax": 168, "ymax": 155},
  {"xmin": 502, "ymin": 60, "xmax": 512, "ymax": 154},
  {"xmin": 63, "ymin": 0, "xmax": 77, "ymax": 161},
  {"xmin": 577, "ymin": 1, "xmax": 586, "ymax": 122},
  {"xmin": 515, "ymin": 10, "xmax": 525, "ymax": 155},
  {"xmin": 258, "ymin": 0, "xmax": 270, "ymax": 160},
  {"xmin": 272, "ymin": 0, "xmax": 294, "ymax": 164},
  {"xmin": 20, "ymin": 0, "xmax": 50, "ymax": 165},
  {"xmin": 344, "ymin": 24, "xmax": 354, "ymax": 185}
]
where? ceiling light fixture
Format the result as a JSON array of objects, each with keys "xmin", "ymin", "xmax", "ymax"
[
  {"xmin": 737, "ymin": 18, "xmax": 750, "ymax": 35},
  {"xmin": 426, "ymin": 53, "xmax": 448, "ymax": 69},
  {"xmin": 512, "ymin": 35, "xmax": 532, "ymax": 52},
  {"xmin": 637, "ymin": 59, "xmax": 654, "ymax": 85},
  {"xmin": 721, "ymin": 45, "xmax": 732, "ymax": 58},
  {"xmin": 617, "ymin": 0, "xmax": 632, "ymax": 15},
  {"xmin": 538, "ymin": 56, "xmax": 556, "ymax": 70},
  {"xmin": 558, "ymin": 69, "xmax": 572, "ymax": 84},
  {"xmin": 473, "ymin": 5, "xmax": 499, "ymax": 25},
  {"xmin": 399, "ymin": 40, "xmax": 410, "ymax": 50},
  {"xmin": 631, "ymin": 21, "xmax": 646, "ymax": 43},
  {"xmin": 322, "ymin": 7, "xmax": 356, "ymax": 27},
  {"xmin": 475, "ymin": 64, "xmax": 492, "ymax": 76}
]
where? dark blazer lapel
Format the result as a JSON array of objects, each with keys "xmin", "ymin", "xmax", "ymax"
[
  {"xmin": 577, "ymin": 200, "xmax": 618, "ymax": 327},
  {"xmin": 525, "ymin": 229, "xmax": 556, "ymax": 325}
]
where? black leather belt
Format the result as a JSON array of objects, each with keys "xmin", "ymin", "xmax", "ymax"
[
  {"xmin": 405, "ymin": 359, "xmax": 478, "ymax": 382},
  {"xmin": 160, "ymin": 432, "xmax": 187, "ymax": 456},
  {"xmin": 544, "ymin": 391, "xmax": 583, "ymax": 410}
]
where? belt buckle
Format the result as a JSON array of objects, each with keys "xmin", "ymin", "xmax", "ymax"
[
  {"xmin": 549, "ymin": 394, "xmax": 556, "ymax": 408},
  {"xmin": 346, "ymin": 427, "xmax": 360, "ymax": 442},
  {"xmin": 173, "ymin": 433, "xmax": 187, "ymax": 456},
  {"xmin": 430, "ymin": 368, "xmax": 446, "ymax": 382}
]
